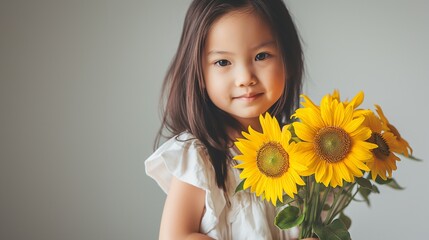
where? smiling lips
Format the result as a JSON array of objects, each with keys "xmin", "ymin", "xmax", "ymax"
[{"xmin": 233, "ymin": 92, "xmax": 263, "ymax": 102}]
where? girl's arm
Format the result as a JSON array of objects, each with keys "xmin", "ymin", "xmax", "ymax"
[{"xmin": 159, "ymin": 176, "xmax": 213, "ymax": 240}]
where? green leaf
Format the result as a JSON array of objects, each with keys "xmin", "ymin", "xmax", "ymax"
[
  {"xmin": 276, "ymin": 194, "xmax": 296, "ymax": 207},
  {"xmin": 375, "ymin": 176, "xmax": 392, "ymax": 185},
  {"xmin": 313, "ymin": 219, "xmax": 351, "ymax": 240},
  {"xmin": 358, "ymin": 187, "xmax": 371, "ymax": 206},
  {"xmin": 293, "ymin": 187, "xmax": 306, "ymax": 204},
  {"xmin": 275, "ymin": 206, "xmax": 304, "ymax": 229},
  {"xmin": 371, "ymin": 184, "xmax": 380, "ymax": 194},
  {"xmin": 287, "ymin": 123, "xmax": 296, "ymax": 133},
  {"xmin": 406, "ymin": 155, "xmax": 422, "ymax": 161},
  {"xmin": 339, "ymin": 212, "xmax": 352, "ymax": 230},
  {"xmin": 375, "ymin": 177, "xmax": 404, "ymax": 190},
  {"xmin": 385, "ymin": 178, "xmax": 404, "ymax": 190},
  {"xmin": 356, "ymin": 177, "xmax": 372, "ymax": 190},
  {"xmin": 235, "ymin": 179, "xmax": 245, "ymax": 193}
]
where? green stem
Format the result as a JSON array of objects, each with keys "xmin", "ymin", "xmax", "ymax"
[
  {"xmin": 310, "ymin": 182, "xmax": 320, "ymax": 236},
  {"xmin": 301, "ymin": 176, "xmax": 316, "ymax": 238},
  {"xmin": 325, "ymin": 182, "xmax": 357, "ymax": 224},
  {"xmin": 312, "ymin": 183, "xmax": 320, "ymax": 223},
  {"xmin": 299, "ymin": 178, "xmax": 309, "ymax": 239},
  {"xmin": 306, "ymin": 177, "xmax": 313, "ymax": 237},
  {"xmin": 323, "ymin": 187, "xmax": 340, "ymax": 225},
  {"xmin": 335, "ymin": 183, "xmax": 359, "ymax": 216},
  {"xmin": 319, "ymin": 185, "xmax": 331, "ymax": 221}
]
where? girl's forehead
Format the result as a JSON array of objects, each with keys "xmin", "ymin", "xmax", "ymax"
[
  {"xmin": 213, "ymin": 9, "xmax": 268, "ymax": 29},
  {"xmin": 205, "ymin": 10, "xmax": 276, "ymax": 52}
]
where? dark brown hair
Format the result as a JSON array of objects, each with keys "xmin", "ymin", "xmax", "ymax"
[{"xmin": 155, "ymin": 0, "xmax": 304, "ymax": 192}]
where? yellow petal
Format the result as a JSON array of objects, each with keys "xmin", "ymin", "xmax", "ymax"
[
  {"xmin": 293, "ymin": 122, "xmax": 316, "ymax": 142},
  {"xmin": 349, "ymin": 91, "xmax": 364, "ymax": 108}
]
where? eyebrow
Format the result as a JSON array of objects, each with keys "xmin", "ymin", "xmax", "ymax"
[
  {"xmin": 207, "ymin": 40, "xmax": 276, "ymax": 56},
  {"xmin": 207, "ymin": 50, "xmax": 233, "ymax": 56},
  {"xmin": 252, "ymin": 40, "xmax": 276, "ymax": 50}
]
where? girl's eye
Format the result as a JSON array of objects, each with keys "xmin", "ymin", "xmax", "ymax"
[
  {"xmin": 215, "ymin": 59, "xmax": 231, "ymax": 67},
  {"xmin": 255, "ymin": 52, "xmax": 269, "ymax": 61}
]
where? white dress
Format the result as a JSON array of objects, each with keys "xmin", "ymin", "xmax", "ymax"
[{"xmin": 145, "ymin": 132, "xmax": 298, "ymax": 240}]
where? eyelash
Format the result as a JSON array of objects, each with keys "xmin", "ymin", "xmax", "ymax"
[
  {"xmin": 255, "ymin": 52, "xmax": 270, "ymax": 61},
  {"xmin": 215, "ymin": 59, "xmax": 231, "ymax": 67},
  {"xmin": 214, "ymin": 52, "xmax": 271, "ymax": 67}
]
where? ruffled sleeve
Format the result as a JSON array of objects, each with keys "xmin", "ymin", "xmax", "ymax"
[{"xmin": 145, "ymin": 132, "xmax": 226, "ymax": 235}]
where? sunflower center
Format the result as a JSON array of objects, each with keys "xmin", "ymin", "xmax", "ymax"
[
  {"xmin": 256, "ymin": 142, "xmax": 289, "ymax": 178},
  {"xmin": 368, "ymin": 132, "xmax": 390, "ymax": 160},
  {"xmin": 314, "ymin": 126, "xmax": 352, "ymax": 163}
]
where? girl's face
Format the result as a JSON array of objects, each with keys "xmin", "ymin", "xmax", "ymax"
[{"xmin": 202, "ymin": 9, "xmax": 286, "ymax": 129}]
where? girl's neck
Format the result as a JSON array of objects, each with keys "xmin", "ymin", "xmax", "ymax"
[{"xmin": 227, "ymin": 120, "xmax": 262, "ymax": 141}]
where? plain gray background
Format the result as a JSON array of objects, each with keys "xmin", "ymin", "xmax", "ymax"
[{"xmin": 1, "ymin": 0, "xmax": 428, "ymax": 239}]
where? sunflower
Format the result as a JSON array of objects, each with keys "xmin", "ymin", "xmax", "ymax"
[
  {"xmin": 292, "ymin": 93, "xmax": 378, "ymax": 187},
  {"xmin": 233, "ymin": 113, "xmax": 307, "ymax": 205},
  {"xmin": 303, "ymin": 89, "xmax": 368, "ymax": 118},
  {"xmin": 375, "ymin": 104, "xmax": 413, "ymax": 157},
  {"xmin": 363, "ymin": 111, "xmax": 400, "ymax": 180},
  {"xmin": 327, "ymin": 89, "xmax": 369, "ymax": 118}
]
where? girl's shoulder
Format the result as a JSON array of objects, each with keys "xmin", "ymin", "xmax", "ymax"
[
  {"xmin": 146, "ymin": 132, "xmax": 229, "ymax": 235},
  {"xmin": 145, "ymin": 131, "xmax": 214, "ymax": 194},
  {"xmin": 164, "ymin": 131, "xmax": 206, "ymax": 152}
]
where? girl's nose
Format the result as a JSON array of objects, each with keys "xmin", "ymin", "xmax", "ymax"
[{"xmin": 235, "ymin": 65, "xmax": 257, "ymax": 87}]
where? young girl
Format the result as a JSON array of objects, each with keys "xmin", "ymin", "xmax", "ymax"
[{"xmin": 145, "ymin": 0, "xmax": 304, "ymax": 239}]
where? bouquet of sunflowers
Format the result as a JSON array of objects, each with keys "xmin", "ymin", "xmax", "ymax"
[{"xmin": 234, "ymin": 90, "xmax": 419, "ymax": 240}]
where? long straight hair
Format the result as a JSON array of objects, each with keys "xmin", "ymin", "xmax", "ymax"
[{"xmin": 155, "ymin": 0, "xmax": 304, "ymax": 192}]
